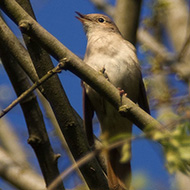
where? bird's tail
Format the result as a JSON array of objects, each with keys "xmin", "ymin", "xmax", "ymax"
[{"xmin": 107, "ymin": 148, "xmax": 131, "ymax": 190}]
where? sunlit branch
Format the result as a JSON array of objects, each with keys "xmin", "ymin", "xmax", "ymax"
[
  {"xmin": 137, "ymin": 28, "xmax": 175, "ymax": 62},
  {"xmin": 0, "ymin": 0, "xmax": 166, "ymax": 135},
  {"xmin": 0, "ymin": 62, "xmax": 64, "ymax": 118},
  {"xmin": 48, "ymin": 134, "xmax": 144, "ymax": 190}
]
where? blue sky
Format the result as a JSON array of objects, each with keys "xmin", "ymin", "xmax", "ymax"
[{"xmin": 0, "ymin": 0, "xmax": 177, "ymax": 189}]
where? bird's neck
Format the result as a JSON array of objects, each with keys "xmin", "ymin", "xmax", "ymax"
[
  {"xmin": 86, "ymin": 30, "xmax": 121, "ymax": 53},
  {"xmin": 86, "ymin": 28, "xmax": 119, "ymax": 41}
]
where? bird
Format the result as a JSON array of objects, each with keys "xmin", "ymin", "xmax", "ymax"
[{"xmin": 76, "ymin": 12, "xmax": 150, "ymax": 190}]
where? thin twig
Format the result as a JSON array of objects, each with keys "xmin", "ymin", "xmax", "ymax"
[
  {"xmin": 0, "ymin": 0, "xmax": 166, "ymax": 132},
  {"xmin": 137, "ymin": 28, "xmax": 175, "ymax": 62},
  {"xmin": 178, "ymin": 34, "xmax": 190, "ymax": 62},
  {"xmin": 0, "ymin": 61, "xmax": 65, "ymax": 118},
  {"xmin": 47, "ymin": 134, "xmax": 144, "ymax": 190}
]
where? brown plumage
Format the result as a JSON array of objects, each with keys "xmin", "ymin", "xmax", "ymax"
[{"xmin": 76, "ymin": 12, "xmax": 150, "ymax": 190}]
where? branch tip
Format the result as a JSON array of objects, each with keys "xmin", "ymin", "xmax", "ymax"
[
  {"xmin": 19, "ymin": 20, "xmax": 31, "ymax": 32},
  {"xmin": 54, "ymin": 154, "xmax": 61, "ymax": 162},
  {"xmin": 118, "ymin": 105, "xmax": 131, "ymax": 116},
  {"xmin": 55, "ymin": 58, "xmax": 69, "ymax": 73},
  {"xmin": 28, "ymin": 136, "xmax": 42, "ymax": 146},
  {"xmin": 0, "ymin": 110, "xmax": 6, "ymax": 118}
]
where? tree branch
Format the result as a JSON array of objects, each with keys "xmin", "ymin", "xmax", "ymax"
[
  {"xmin": 0, "ymin": 0, "xmax": 166, "ymax": 133},
  {"xmin": 48, "ymin": 134, "xmax": 143, "ymax": 190},
  {"xmin": 0, "ymin": 147, "xmax": 46, "ymax": 190},
  {"xmin": 114, "ymin": 0, "xmax": 142, "ymax": 44},
  {"xmin": 37, "ymin": 92, "xmax": 90, "ymax": 190},
  {"xmin": 0, "ymin": 62, "xmax": 63, "ymax": 118},
  {"xmin": 137, "ymin": 28, "xmax": 175, "ymax": 62},
  {"xmin": 0, "ymin": 16, "xmax": 65, "ymax": 190},
  {"xmin": 0, "ymin": 1, "xmax": 109, "ymax": 189},
  {"xmin": 157, "ymin": 0, "xmax": 190, "ymax": 81},
  {"xmin": 0, "ymin": 111, "xmax": 28, "ymax": 166},
  {"xmin": 0, "ymin": 15, "xmax": 38, "ymax": 84}
]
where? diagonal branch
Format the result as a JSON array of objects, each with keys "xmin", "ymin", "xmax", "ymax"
[
  {"xmin": 0, "ymin": 62, "xmax": 63, "ymax": 118},
  {"xmin": 137, "ymin": 28, "xmax": 175, "ymax": 62},
  {"xmin": 0, "ymin": 0, "xmax": 166, "ymax": 134},
  {"xmin": 0, "ymin": 148, "xmax": 46, "ymax": 190},
  {"xmin": 0, "ymin": 15, "xmax": 39, "ymax": 84},
  {"xmin": 1, "ymin": 1, "xmax": 109, "ymax": 189},
  {"xmin": 0, "ymin": 25, "xmax": 65, "ymax": 190},
  {"xmin": 48, "ymin": 134, "xmax": 143, "ymax": 190}
]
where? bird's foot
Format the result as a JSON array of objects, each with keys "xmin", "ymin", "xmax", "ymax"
[
  {"xmin": 118, "ymin": 88, "xmax": 127, "ymax": 105},
  {"xmin": 99, "ymin": 67, "xmax": 109, "ymax": 80},
  {"xmin": 118, "ymin": 87, "xmax": 127, "ymax": 97}
]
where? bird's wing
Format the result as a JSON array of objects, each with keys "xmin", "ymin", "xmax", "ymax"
[
  {"xmin": 82, "ymin": 83, "xmax": 95, "ymax": 147},
  {"xmin": 138, "ymin": 76, "xmax": 150, "ymax": 115}
]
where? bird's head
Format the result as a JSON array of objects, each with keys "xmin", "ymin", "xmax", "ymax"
[{"xmin": 75, "ymin": 12, "xmax": 121, "ymax": 36}]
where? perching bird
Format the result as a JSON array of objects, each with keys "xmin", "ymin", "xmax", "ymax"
[{"xmin": 76, "ymin": 12, "xmax": 150, "ymax": 190}]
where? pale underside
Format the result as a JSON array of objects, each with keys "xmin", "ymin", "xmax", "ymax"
[{"xmin": 84, "ymin": 30, "xmax": 141, "ymax": 138}]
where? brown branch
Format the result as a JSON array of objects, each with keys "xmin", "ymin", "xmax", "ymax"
[
  {"xmin": 0, "ymin": 111, "xmax": 28, "ymax": 165},
  {"xmin": 138, "ymin": 27, "xmax": 190, "ymax": 82},
  {"xmin": 158, "ymin": 0, "xmax": 189, "ymax": 52},
  {"xmin": 0, "ymin": 0, "xmax": 166, "ymax": 133},
  {"xmin": 0, "ymin": 1, "xmax": 109, "ymax": 189},
  {"xmin": 0, "ymin": 15, "xmax": 38, "ymax": 84},
  {"xmin": 37, "ymin": 92, "xmax": 90, "ymax": 190},
  {"xmin": 0, "ymin": 12, "xmax": 65, "ymax": 189},
  {"xmin": 91, "ymin": 0, "xmax": 190, "ymax": 82},
  {"xmin": 0, "ymin": 42, "xmax": 65, "ymax": 190},
  {"xmin": 0, "ymin": 1, "xmax": 174, "ymax": 188},
  {"xmin": 156, "ymin": 0, "xmax": 190, "ymax": 82},
  {"xmin": 48, "ymin": 134, "xmax": 143, "ymax": 190},
  {"xmin": 114, "ymin": 0, "xmax": 142, "ymax": 44},
  {"xmin": 178, "ymin": 33, "xmax": 190, "ymax": 62},
  {"xmin": 0, "ymin": 148, "xmax": 46, "ymax": 190},
  {"xmin": 137, "ymin": 28, "xmax": 175, "ymax": 62},
  {"xmin": 0, "ymin": 62, "xmax": 63, "ymax": 118}
]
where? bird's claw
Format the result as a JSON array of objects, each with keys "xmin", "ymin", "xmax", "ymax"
[
  {"xmin": 99, "ymin": 67, "xmax": 109, "ymax": 80},
  {"xmin": 118, "ymin": 88, "xmax": 127, "ymax": 106},
  {"xmin": 118, "ymin": 87, "xmax": 127, "ymax": 97}
]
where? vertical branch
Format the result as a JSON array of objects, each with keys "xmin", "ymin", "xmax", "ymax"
[
  {"xmin": 2, "ymin": 0, "xmax": 108, "ymax": 189},
  {"xmin": 0, "ymin": 17, "xmax": 65, "ymax": 190},
  {"xmin": 157, "ymin": 0, "xmax": 190, "ymax": 81},
  {"xmin": 158, "ymin": 0, "xmax": 189, "ymax": 52},
  {"xmin": 114, "ymin": 0, "xmax": 142, "ymax": 44}
]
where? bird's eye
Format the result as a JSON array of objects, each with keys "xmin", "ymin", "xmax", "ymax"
[{"xmin": 98, "ymin": 18, "xmax": 105, "ymax": 23}]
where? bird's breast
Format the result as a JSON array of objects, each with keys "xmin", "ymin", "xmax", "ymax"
[
  {"xmin": 84, "ymin": 37, "xmax": 140, "ymax": 101},
  {"xmin": 84, "ymin": 35, "xmax": 141, "ymax": 137}
]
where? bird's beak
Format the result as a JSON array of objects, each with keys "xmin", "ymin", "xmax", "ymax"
[{"xmin": 75, "ymin": 11, "xmax": 86, "ymax": 23}]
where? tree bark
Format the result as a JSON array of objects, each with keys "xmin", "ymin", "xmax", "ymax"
[
  {"xmin": 0, "ymin": 16, "xmax": 65, "ymax": 190},
  {"xmin": 114, "ymin": 0, "xmax": 142, "ymax": 45},
  {"xmin": 0, "ymin": 148, "xmax": 46, "ymax": 190},
  {"xmin": 0, "ymin": 1, "xmax": 109, "ymax": 189}
]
